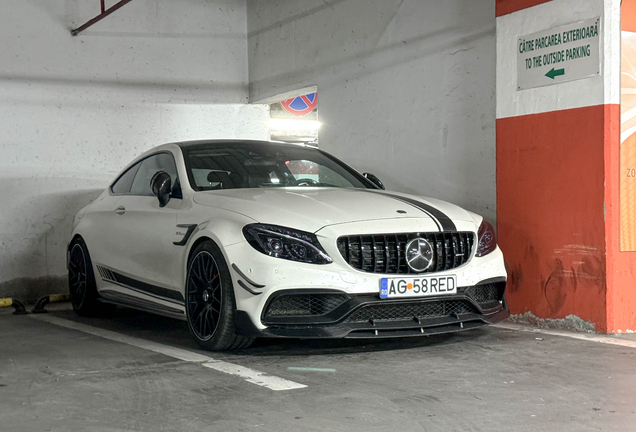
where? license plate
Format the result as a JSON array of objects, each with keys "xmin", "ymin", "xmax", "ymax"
[{"xmin": 379, "ymin": 275, "xmax": 457, "ymax": 299}]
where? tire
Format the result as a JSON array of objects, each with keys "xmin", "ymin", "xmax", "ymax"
[
  {"xmin": 185, "ymin": 241, "xmax": 254, "ymax": 351},
  {"xmin": 68, "ymin": 237, "xmax": 113, "ymax": 316}
]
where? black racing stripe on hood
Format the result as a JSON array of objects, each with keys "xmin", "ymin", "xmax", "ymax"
[{"xmin": 371, "ymin": 191, "xmax": 457, "ymax": 232}]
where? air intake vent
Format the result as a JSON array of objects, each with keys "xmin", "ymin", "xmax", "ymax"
[{"xmin": 263, "ymin": 293, "xmax": 351, "ymax": 320}]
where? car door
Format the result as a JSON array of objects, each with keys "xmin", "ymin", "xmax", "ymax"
[{"xmin": 99, "ymin": 152, "xmax": 184, "ymax": 303}]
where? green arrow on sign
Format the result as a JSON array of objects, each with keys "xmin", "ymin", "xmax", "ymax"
[{"xmin": 545, "ymin": 68, "xmax": 565, "ymax": 79}]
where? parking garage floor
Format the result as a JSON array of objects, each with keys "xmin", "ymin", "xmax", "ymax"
[{"xmin": 1, "ymin": 304, "xmax": 636, "ymax": 432}]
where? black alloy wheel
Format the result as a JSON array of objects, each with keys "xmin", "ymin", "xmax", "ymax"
[
  {"xmin": 68, "ymin": 243, "xmax": 87, "ymax": 308},
  {"xmin": 187, "ymin": 250, "xmax": 222, "ymax": 341},
  {"xmin": 68, "ymin": 237, "xmax": 109, "ymax": 316},
  {"xmin": 185, "ymin": 241, "xmax": 253, "ymax": 350}
]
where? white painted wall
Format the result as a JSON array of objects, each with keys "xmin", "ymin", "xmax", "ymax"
[
  {"xmin": 0, "ymin": 0, "xmax": 269, "ymax": 299},
  {"xmin": 248, "ymin": 0, "xmax": 497, "ymax": 222},
  {"xmin": 496, "ymin": 0, "xmax": 620, "ymax": 119}
]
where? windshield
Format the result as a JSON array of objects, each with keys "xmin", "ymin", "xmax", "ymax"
[{"xmin": 182, "ymin": 142, "xmax": 374, "ymax": 191}]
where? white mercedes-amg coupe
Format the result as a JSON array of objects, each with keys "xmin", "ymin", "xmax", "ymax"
[{"xmin": 68, "ymin": 140, "xmax": 508, "ymax": 350}]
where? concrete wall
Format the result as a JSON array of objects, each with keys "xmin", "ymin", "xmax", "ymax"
[
  {"xmin": 495, "ymin": 0, "xmax": 635, "ymax": 333},
  {"xmin": 0, "ymin": 0, "xmax": 269, "ymax": 300},
  {"xmin": 247, "ymin": 0, "xmax": 497, "ymax": 222}
]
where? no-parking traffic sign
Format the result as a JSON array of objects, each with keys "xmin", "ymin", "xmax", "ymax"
[{"xmin": 280, "ymin": 93, "xmax": 317, "ymax": 116}]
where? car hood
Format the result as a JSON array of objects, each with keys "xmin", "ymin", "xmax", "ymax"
[{"xmin": 193, "ymin": 188, "xmax": 475, "ymax": 233}]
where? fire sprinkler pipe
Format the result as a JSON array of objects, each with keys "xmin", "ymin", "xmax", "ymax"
[{"xmin": 71, "ymin": 0, "xmax": 133, "ymax": 36}]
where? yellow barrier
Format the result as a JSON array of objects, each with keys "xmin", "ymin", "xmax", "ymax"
[
  {"xmin": 0, "ymin": 294, "xmax": 69, "ymax": 308},
  {"xmin": 0, "ymin": 298, "xmax": 12, "ymax": 307},
  {"xmin": 49, "ymin": 294, "xmax": 70, "ymax": 303}
]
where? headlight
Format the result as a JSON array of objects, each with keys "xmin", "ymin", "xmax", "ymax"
[
  {"xmin": 476, "ymin": 219, "xmax": 497, "ymax": 257},
  {"xmin": 243, "ymin": 224, "xmax": 333, "ymax": 264}
]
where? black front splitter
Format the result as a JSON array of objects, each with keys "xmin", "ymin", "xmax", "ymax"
[{"xmin": 234, "ymin": 305, "xmax": 509, "ymax": 339}]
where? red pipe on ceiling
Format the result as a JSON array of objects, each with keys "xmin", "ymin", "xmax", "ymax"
[{"xmin": 71, "ymin": 0, "xmax": 133, "ymax": 36}]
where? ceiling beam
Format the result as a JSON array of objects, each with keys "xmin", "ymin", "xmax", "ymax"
[{"xmin": 71, "ymin": 0, "xmax": 133, "ymax": 36}]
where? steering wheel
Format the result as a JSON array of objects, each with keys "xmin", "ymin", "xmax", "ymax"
[{"xmin": 292, "ymin": 178, "xmax": 318, "ymax": 186}]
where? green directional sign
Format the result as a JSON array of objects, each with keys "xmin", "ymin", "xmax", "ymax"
[
  {"xmin": 517, "ymin": 17, "xmax": 600, "ymax": 90},
  {"xmin": 545, "ymin": 68, "xmax": 565, "ymax": 79}
]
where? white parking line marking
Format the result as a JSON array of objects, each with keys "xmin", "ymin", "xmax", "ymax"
[
  {"xmin": 30, "ymin": 314, "xmax": 307, "ymax": 391},
  {"xmin": 200, "ymin": 361, "xmax": 306, "ymax": 390},
  {"xmin": 496, "ymin": 323, "xmax": 636, "ymax": 349}
]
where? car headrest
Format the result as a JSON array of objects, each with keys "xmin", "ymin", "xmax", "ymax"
[{"xmin": 206, "ymin": 171, "xmax": 246, "ymax": 189}]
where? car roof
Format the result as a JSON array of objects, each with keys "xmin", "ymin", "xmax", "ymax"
[
  {"xmin": 128, "ymin": 140, "xmax": 319, "ymax": 170},
  {"xmin": 175, "ymin": 139, "xmax": 316, "ymax": 150}
]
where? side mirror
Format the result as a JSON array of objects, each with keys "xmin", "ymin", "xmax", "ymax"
[
  {"xmin": 150, "ymin": 171, "xmax": 172, "ymax": 207},
  {"xmin": 363, "ymin": 172, "xmax": 385, "ymax": 190}
]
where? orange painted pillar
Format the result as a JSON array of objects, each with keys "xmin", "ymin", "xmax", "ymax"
[{"xmin": 496, "ymin": 0, "xmax": 636, "ymax": 333}]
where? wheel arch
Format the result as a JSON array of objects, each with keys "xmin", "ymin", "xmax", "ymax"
[
  {"xmin": 183, "ymin": 234, "xmax": 231, "ymax": 286},
  {"xmin": 186, "ymin": 235, "xmax": 215, "ymax": 268},
  {"xmin": 181, "ymin": 214, "xmax": 255, "ymax": 282}
]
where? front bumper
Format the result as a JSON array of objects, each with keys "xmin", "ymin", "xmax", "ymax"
[
  {"xmin": 224, "ymin": 240, "xmax": 507, "ymax": 327},
  {"xmin": 220, "ymin": 217, "xmax": 508, "ymax": 339},
  {"xmin": 233, "ymin": 279, "xmax": 509, "ymax": 339}
]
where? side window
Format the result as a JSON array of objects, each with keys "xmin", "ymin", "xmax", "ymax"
[
  {"xmin": 111, "ymin": 162, "xmax": 141, "ymax": 194},
  {"xmin": 130, "ymin": 153, "xmax": 181, "ymax": 196}
]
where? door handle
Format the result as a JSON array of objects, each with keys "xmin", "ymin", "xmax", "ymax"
[{"xmin": 114, "ymin": 206, "xmax": 126, "ymax": 215}]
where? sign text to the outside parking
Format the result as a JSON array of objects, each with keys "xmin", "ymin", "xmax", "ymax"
[{"xmin": 517, "ymin": 18, "xmax": 601, "ymax": 90}]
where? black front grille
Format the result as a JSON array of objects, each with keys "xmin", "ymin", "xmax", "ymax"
[
  {"xmin": 337, "ymin": 232, "xmax": 474, "ymax": 274},
  {"xmin": 263, "ymin": 293, "xmax": 351, "ymax": 319},
  {"xmin": 344, "ymin": 300, "xmax": 478, "ymax": 323}
]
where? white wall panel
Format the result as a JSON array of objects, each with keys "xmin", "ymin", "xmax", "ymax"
[
  {"xmin": 248, "ymin": 0, "xmax": 498, "ymax": 223},
  {"xmin": 0, "ymin": 0, "xmax": 269, "ymax": 298},
  {"xmin": 1, "ymin": 0, "xmax": 249, "ymax": 100}
]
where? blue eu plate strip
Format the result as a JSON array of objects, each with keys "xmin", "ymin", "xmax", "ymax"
[{"xmin": 380, "ymin": 278, "xmax": 388, "ymax": 299}]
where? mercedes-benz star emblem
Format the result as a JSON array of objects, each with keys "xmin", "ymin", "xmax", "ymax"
[{"xmin": 405, "ymin": 238, "xmax": 434, "ymax": 272}]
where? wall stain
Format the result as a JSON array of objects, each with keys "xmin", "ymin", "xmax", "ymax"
[
  {"xmin": 507, "ymin": 264, "xmax": 523, "ymax": 294},
  {"xmin": 507, "ymin": 242, "xmax": 539, "ymax": 295},
  {"xmin": 542, "ymin": 258, "xmax": 567, "ymax": 315},
  {"xmin": 540, "ymin": 253, "xmax": 605, "ymax": 316},
  {"xmin": 578, "ymin": 255, "xmax": 606, "ymax": 291},
  {"xmin": 570, "ymin": 265, "xmax": 578, "ymax": 292}
]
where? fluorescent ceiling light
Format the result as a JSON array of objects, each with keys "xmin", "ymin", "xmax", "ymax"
[{"xmin": 269, "ymin": 118, "xmax": 322, "ymax": 131}]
